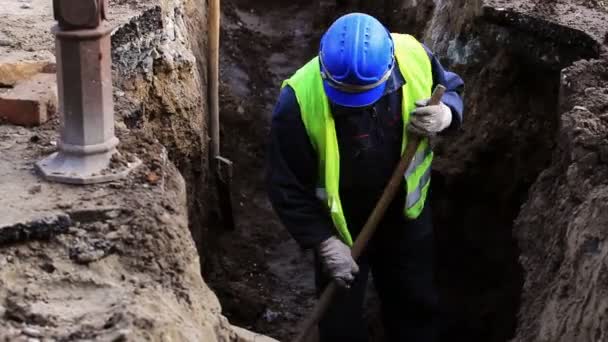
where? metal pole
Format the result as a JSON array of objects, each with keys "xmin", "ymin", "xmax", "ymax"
[{"xmin": 36, "ymin": 0, "xmax": 140, "ymax": 184}]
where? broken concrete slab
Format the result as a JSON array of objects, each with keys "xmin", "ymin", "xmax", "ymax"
[
  {"xmin": 0, "ymin": 73, "xmax": 57, "ymax": 126},
  {"xmin": 0, "ymin": 125, "xmax": 124, "ymax": 237}
]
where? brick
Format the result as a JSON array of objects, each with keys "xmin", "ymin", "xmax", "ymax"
[
  {"xmin": 0, "ymin": 61, "xmax": 55, "ymax": 87},
  {"xmin": 0, "ymin": 73, "xmax": 57, "ymax": 126}
]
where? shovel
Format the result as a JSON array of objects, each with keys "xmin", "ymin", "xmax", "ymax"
[
  {"xmin": 208, "ymin": 0, "xmax": 235, "ymax": 230},
  {"xmin": 293, "ymin": 85, "xmax": 447, "ymax": 342}
]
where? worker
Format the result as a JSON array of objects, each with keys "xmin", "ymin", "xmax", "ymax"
[{"xmin": 267, "ymin": 12, "xmax": 464, "ymax": 342}]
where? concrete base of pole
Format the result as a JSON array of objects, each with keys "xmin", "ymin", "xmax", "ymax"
[{"xmin": 35, "ymin": 149, "xmax": 141, "ymax": 185}]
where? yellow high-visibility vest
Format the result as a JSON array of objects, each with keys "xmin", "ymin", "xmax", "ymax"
[{"xmin": 282, "ymin": 34, "xmax": 433, "ymax": 246}]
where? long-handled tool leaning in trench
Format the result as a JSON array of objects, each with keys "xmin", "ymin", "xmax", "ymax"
[
  {"xmin": 208, "ymin": 0, "xmax": 235, "ymax": 230},
  {"xmin": 293, "ymin": 85, "xmax": 447, "ymax": 342}
]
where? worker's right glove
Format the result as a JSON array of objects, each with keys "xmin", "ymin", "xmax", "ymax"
[
  {"xmin": 317, "ymin": 236, "xmax": 359, "ymax": 289},
  {"xmin": 408, "ymin": 99, "xmax": 453, "ymax": 136}
]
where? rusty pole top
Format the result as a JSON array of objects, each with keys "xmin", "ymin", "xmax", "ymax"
[{"xmin": 53, "ymin": 0, "xmax": 108, "ymax": 29}]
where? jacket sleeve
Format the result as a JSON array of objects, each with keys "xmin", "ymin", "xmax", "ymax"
[
  {"xmin": 423, "ymin": 44, "xmax": 465, "ymax": 130},
  {"xmin": 266, "ymin": 85, "xmax": 335, "ymax": 249}
]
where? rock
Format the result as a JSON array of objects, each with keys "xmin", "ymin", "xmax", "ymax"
[
  {"xmin": 106, "ymin": 231, "xmax": 121, "ymax": 240},
  {"xmin": 28, "ymin": 185, "xmax": 42, "ymax": 195},
  {"xmin": 262, "ymin": 309, "xmax": 280, "ymax": 323},
  {"xmin": 106, "ymin": 210, "xmax": 121, "ymax": 219},
  {"xmin": 0, "ymin": 62, "xmax": 54, "ymax": 87},
  {"xmin": 112, "ymin": 330, "xmax": 130, "ymax": 341},
  {"xmin": 146, "ymin": 171, "xmax": 160, "ymax": 185},
  {"xmin": 71, "ymin": 249, "xmax": 106, "ymax": 264},
  {"xmin": 232, "ymin": 326, "xmax": 279, "ymax": 342},
  {"xmin": 22, "ymin": 327, "xmax": 42, "ymax": 338}
]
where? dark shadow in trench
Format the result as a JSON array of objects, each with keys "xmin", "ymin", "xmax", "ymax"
[{"xmin": 430, "ymin": 60, "xmax": 561, "ymax": 342}]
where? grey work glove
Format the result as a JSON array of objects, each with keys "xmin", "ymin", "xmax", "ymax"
[
  {"xmin": 408, "ymin": 98, "xmax": 453, "ymax": 136},
  {"xmin": 317, "ymin": 236, "xmax": 359, "ymax": 289}
]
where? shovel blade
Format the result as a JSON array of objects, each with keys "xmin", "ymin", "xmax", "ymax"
[{"xmin": 215, "ymin": 156, "xmax": 235, "ymax": 231}]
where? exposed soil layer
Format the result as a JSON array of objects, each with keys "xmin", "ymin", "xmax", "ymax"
[
  {"xmin": 0, "ymin": 124, "xmax": 242, "ymax": 341},
  {"xmin": 109, "ymin": 0, "xmax": 212, "ymax": 261},
  {"xmin": 513, "ymin": 58, "xmax": 608, "ymax": 342},
  {"xmin": 402, "ymin": 1, "xmax": 606, "ymax": 340}
]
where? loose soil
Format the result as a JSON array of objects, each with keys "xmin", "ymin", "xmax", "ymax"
[{"xmin": 0, "ymin": 122, "xmax": 242, "ymax": 341}]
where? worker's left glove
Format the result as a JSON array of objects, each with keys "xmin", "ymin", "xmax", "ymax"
[{"xmin": 408, "ymin": 99, "xmax": 453, "ymax": 136}]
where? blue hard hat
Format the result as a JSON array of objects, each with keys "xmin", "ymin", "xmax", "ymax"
[{"xmin": 319, "ymin": 13, "xmax": 395, "ymax": 108}]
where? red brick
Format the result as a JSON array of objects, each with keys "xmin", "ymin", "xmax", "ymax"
[{"xmin": 0, "ymin": 73, "xmax": 57, "ymax": 127}]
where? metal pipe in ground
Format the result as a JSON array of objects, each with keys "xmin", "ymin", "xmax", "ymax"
[{"xmin": 37, "ymin": 0, "xmax": 140, "ymax": 184}]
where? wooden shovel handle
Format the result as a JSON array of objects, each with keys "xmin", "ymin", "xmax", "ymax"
[
  {"xmin": 293, "ymin": 85, "xmax": 447, "ymax": 342},
  {"xmin": 209, "ymin": 0, "xmax": 220, "ymax": 157}
]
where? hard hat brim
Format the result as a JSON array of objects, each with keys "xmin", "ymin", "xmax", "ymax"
[{"xmin": 323, "ymin": 79, "xmax": 387, "ymax": 108}]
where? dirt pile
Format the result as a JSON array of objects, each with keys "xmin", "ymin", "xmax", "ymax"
[{"xmin": 0, "ymin": 125, "xmax": 269, "ymax": 341}]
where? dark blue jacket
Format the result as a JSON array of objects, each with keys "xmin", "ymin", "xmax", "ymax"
[{"xmin": 267, "ymin": 46, "xmax": 464, "ymax": 249}]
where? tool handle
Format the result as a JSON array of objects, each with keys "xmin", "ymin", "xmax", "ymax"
[
  {"xmin": 209, "ymin": 0, "xmax": 220, "ymax": 157},
  {"xmin": 428, "ymin": 84, "xmax": 446, "ymax": 106},
  {"xmin": 293, "ymin": 85, "xmax": 446, "ymax": 342}
]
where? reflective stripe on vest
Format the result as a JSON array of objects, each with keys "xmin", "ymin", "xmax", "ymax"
[
  {"xmin": 404, "ymin": 142, "xmax": 433, "ymax": 212},
  {"xmin": 282, "ymin": 34, "xmax": 433, "ymax": 246}
]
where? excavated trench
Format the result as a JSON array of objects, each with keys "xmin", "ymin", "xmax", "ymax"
[
  {"xmin": 195, "ymin": 0, "xmax": 603, "ymax": 341},
  {"xmin": 430, "ymin": 44, "xmax": 559, "ymax": 342}
]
